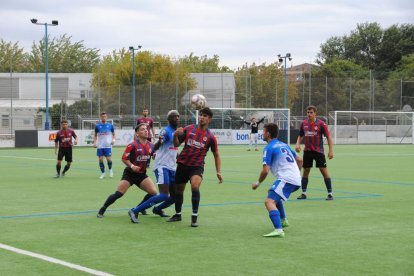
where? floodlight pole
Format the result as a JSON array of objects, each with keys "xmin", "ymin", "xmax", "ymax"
[
  {"xmin": 129, "ymin": 45, "xmax": 142, "ymax": 127},
  {"xmin": 31, "ymin": 19, "xmax": 58, "ymax": 130},
  {"xmin": 278, "ymin": 53, "xmax": 292, "ymax": 139}
]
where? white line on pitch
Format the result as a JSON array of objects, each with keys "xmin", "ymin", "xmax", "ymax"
[
  {"xmin": 0, "ymin": 155, "xmax": 54, "ymax": 161},
  {"xmin": 0, "ymin": 243, "xmax": 114, "ymax": 276}
]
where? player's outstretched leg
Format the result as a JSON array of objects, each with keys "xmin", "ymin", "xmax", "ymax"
[{"xmin": 97, "ymin": 191, "xmax": 124, "ymax": 218}]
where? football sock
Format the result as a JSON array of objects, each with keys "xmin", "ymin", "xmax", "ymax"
[
  {"xmin": 168, "ymin": 183, "xmax": 176, "ymax": 198},
  {"xmin": 56, "ymin": 164, "xmax": 61, "ymax": 174},
  {"xmin": 191, "ymin": 190, "xmax": 200, "ymax": 214},
  {"xmin": 276, "ymin": 200, "xmax": 286, "ymax": 220},
  {"xmin": 62, "ymin": 164, "xmax": 70, "ymax": 174},
  {"xmin": 324, "ymin": 178, "xmax": 332, "ymax": 193},
  {"xmin": 132, "ymin": 194, "xmax": 168, "ymax": 213},
  {"xmin": 107, "ymin": 161, "xmax": 112, "ymax": 170},
  {"xmin": 102, "ymin": 191, "xmax": 124, "ymax": 209},
  {"xmin": 301, "ymin": 177, "xmax": 309, "ymax": 193},
  {"xmin": 99, "ymin": 162, "xmax": 105, "ymax": 173},
  {"xmin": 154, "ymin": 196, "xmax": 174, "ymax": 212},
  {"xmin": 175, "ymin": 193, "xmax": 184, "ymax": 214},
  {"xmin": 269, "ymin": 210, "xmax": 282, "ymax": 230},
  {"xmin": 138, "ymin": 194, "xmax": 153, "ymax": 206}
]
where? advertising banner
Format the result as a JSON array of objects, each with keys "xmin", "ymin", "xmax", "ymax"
[{"xmin": 38, "ymin": 129, "xmax": 266, "ymax": 147}]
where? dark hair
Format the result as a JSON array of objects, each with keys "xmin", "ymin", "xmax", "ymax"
[
  {"xmin": 264, "ymin": 123, "xmax": 279, "ymax": 138},
  {"xmin": 100, "ymin": 112, "xmax": 107, "ymax": 115},
  {"xmin": 135, "ymin": 123, "xmax": 147, "ymax": 132},
  {"xmin": 307, "ymin": 105, "xmax": 317, "ymax": 113},
  {"xmin": 61, "ymin": 119, "xmax": 68, "ymax": 124},
  {"xmin": 199, "ymin": 107, "xmax": 213, "ymax": 118}
]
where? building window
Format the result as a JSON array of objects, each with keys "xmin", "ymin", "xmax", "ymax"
[{"xmin": 2, "ymin": 115, "xmax": 9, "ymax": 127}]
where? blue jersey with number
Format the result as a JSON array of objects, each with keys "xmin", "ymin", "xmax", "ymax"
[
  {"xmin": 262, "ymin": 139, "xmax": 301, "ymax": 186},
  {"xmin": 95, "ymin": 122, "xmax": 115, "ymax": 149}
]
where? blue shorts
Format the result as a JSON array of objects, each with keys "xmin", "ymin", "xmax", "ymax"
[
  {"xmin": 96, "ymin": 148, "xmax": 112, "ymax": 157},
  {"xmin": 154, "ymin": 167, "xmax": 176, "ymax": 185},
  {"xmin": 267, "ymin": 179, "xmax": 300, "ymax": 202}
]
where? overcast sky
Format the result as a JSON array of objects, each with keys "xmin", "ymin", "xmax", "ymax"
[{"xmin": 1, "ymin": 0, "xmax": 413, "ymax": 69}]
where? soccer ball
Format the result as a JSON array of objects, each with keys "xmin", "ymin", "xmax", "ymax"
[{"xmin": 191, "ymin": 94, "xmax": 207, "ymax": 110}]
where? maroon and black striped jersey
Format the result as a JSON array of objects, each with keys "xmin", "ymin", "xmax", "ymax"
[
  {"xmin": 136, "ymin": 117, "xmax": 154, "ymax": 141},
  {"xmin": 299, "ymin": 119, "xmax": 330, "ymax": 154},
  {"xmin": 55, "ymin": 129, "xmax": 77, "ymax": 148},
  {"xmin": 176, "ymin": 124, "xmax": 218, "ymax": 167},
  {"xmin": 122, "ymin": 140, "xmax": 154, "ymax": 173}
]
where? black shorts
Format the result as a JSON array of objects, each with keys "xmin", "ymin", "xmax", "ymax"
[
  {"xmin": 121, "ymin": 168, "xmax": 148, "ymax": 187},
  {"xmin": 303, "ymin": 151, "xmax": 327, "ymax": 168},
  {"xmin": 57, "ymin": 147, "xmax": 73, "ymax": 162},
  {"xmin": 175, "ymin": 163, "xmax": 204, "ymax": 184}
]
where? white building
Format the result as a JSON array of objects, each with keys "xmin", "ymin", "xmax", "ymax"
[{"xmin": 0, "ymin": 73, "xmax": 92, "ymax": 132}]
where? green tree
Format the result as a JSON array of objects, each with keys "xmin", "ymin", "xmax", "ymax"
[
  {"xmin": 385, "ymin": 54, "xmax": 414, "ymax": 109},
  {"xmin": 0, "ymin": 39, "xmax": 27, "ymax": 72},
  {"xmin": 317, "ymin": 23, "xmax": 414, "ymax": 78},
  {"xmin": 90, "ymin": 49, "xmax": 197, "ymax": 116},
  {"xmin": 180, "ymin": 53, "xmax": 232, "ymax": 73},
  {"xmin": 309, "ymin": 59, "xmax": 371, "ymax": 114},
  {"xmin": 27, "ymin": 34, "xmax": 100, "ymax": 73}
]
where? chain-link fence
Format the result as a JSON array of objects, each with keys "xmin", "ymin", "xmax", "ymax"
[{"xmin": 0, "ymin": 73, "xmax": 413, "ymax": 135}]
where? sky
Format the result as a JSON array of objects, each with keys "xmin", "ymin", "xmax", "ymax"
[{"xmin": 1, "ymin": 0, "xmax": 413, "ymax": 69}]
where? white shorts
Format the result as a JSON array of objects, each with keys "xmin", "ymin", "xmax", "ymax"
[
  {"xmin": 153, "ymin": 167, "xmax": 176, "ymax": 185},
  {"xmin": 250, "ymin": 133, "xmax": 258, "ymax": 142}
]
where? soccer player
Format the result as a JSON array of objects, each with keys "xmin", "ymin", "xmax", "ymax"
[
  {"xmin": 252, "ymin": 123, "xmax": 303, "ymax": 238},
  {"xmin": 136, "ymin": 107, "xmax": 155, "ymax": 142},
  {"xmin": 295, "ymin": 105, "xmax": 334, "ymax": 200},
  {"xmin": 97, "ymin": 123, "xmax": 157, "ymax": 218},
  {"xmin": 93, "ymin": 112, "xmax": 115, "ymax": 179},
  {"xmin": 243, "ymin": 115, "xmax": 265, "ymax": 151},
  {"xmin": 151, "ymin": 110, "xmax": 180, "ymax": 217},
  {"xmin": 54, "ymin": 119, "xmax": 77, "ymax": 178},
  {"xmin": 167, "ymin": 107, "xmax": 223, "ymax": 227},
  {"xmin": 135, "ymin": 107, "xmax": 156, "ymax": 214}
]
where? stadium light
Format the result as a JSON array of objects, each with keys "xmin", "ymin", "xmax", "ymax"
[
  {"xmin": 277, "ymin": 53, "xmax": 292, "ymax": 110},
  {"xmin": 31, "ymin": 18, "xmax": 58, "ymax": 130},
  {"xmin": 129, "ymin": 45, "xmax": 142, "ymax": 127}
]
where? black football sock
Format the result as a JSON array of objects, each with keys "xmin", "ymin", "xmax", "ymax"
[
  {"xmin": 324, "ymin": 178, "xmax": 332, "ymax": 193},
  {"xmin": 175, "ymin": 193, "xmax": 184, "ymax": 214},
  {"xmin": 62, "ymin": 164, "xmax": 70, "ymax": 174},
  {"xmin": 102, "ymin": 191, "xmax": 124, "ymax": 211},
  {"xmin": 191, "ymin": 190, "xmax": 200, "ymax": 215},
  {"xmin": 56, "ymin": 164, "xmax": 61, "ymax": 174},
  {"xmin": 301, "ymin": 177, "xmax": 309, "ymax": 193}
]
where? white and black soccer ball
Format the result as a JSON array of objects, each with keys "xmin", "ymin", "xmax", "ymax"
[{"xmin": 191, "ymin": 94, "xmax": 207, "ymax": 110}]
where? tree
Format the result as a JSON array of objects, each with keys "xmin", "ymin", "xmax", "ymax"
[
  {"xmin": 317, "ymin": 22, "xmax": 414, "ymax": 79},
  {"xmin": 0, "ymin": 39, "xmax": 27, "ymax": 72},
  {"xmin": 180, "ymin": 53, "xmax": 232, "ymax": 73},
  {"xmin": 309, "ymin": 59, "xmax": 371, "ymax": 114},
  {"xmin": 90, "ymin": 49, "xmax": 198, "ymax": 116},
  {"xmin": 385, "ymin": 54, "xmax": 414, "ymax": 109},
  {"xmin": 27, "ymin": 34, "xmax": 100, "ymax": 73}
]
